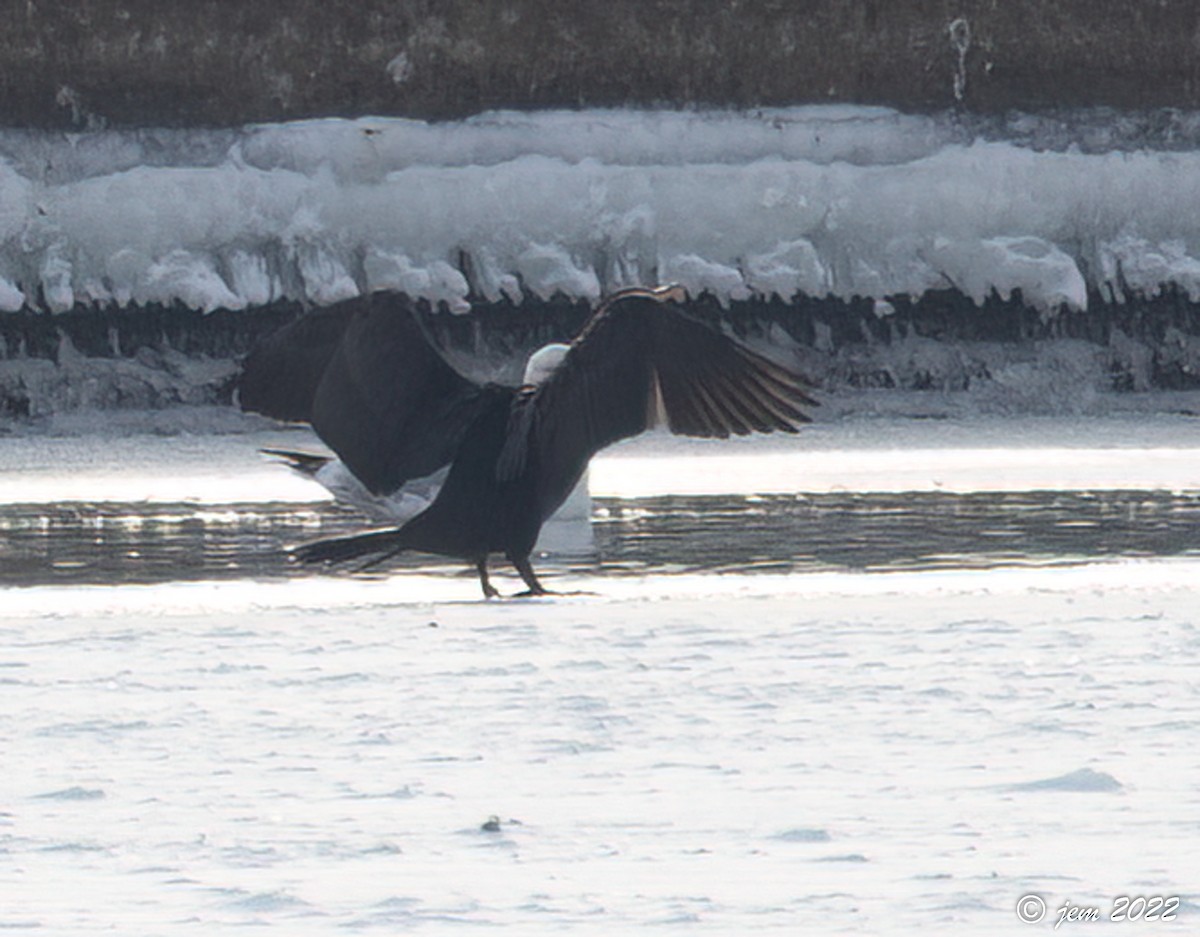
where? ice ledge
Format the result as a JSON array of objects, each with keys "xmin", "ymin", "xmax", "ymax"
[{"xmin": 5, "ymin": 110, "xmax": 1200, "ymax": 317}]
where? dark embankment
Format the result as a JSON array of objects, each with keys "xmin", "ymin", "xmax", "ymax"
[
  {"xmin": 3, "ymin": 1, "xmax": 1200, "ymax": 129},
  {"xmin": 4, "ymin": 290, "xmax": 1199, "ymax": 425}
]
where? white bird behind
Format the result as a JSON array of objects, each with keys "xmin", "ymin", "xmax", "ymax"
[{"xmin": 264, "ymin": 449, "xmax": 592, "ymax": 554}]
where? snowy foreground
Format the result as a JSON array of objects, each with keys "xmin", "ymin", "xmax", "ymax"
[
  {"xmin": 2, "ymin": 414, "xmax": 1199, "ymax": 933},
  {"xmin": 6, "ymin": 107, "xmax": 1200, "ymax": 316},
  {"xmin": 4, "ymin": 565, "xmax": 1199, "ymax": 934}
]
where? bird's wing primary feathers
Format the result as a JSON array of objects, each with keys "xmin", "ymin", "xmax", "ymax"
[
  {"xmin": 531, "ymin": 287, "xmax": 817, "ymax": 480},
  {"xmin": 239, "ymin": 293, "xmax": 493, "ymax": 495}
]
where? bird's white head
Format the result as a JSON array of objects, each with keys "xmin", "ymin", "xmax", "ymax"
[{"xmin": 522, "ymin": 343, "xmax": 570, "ymax": 386}]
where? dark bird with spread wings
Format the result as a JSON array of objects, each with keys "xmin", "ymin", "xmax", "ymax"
[{"xmin": 238, "ymin": 286, "xmax": 817, "ymax": 597}]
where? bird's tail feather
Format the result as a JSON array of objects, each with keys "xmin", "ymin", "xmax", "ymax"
[
  {"xmin": 260, "ymin": 448, "xmax": 332, "ymax": 477},
  {"xmin": 291, "ymin": 527, "xmax": 408, "ymax": 566}
]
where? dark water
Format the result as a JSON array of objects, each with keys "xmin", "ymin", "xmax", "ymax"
[{"xmin": 3, "ymin": 490, "xmax": 1200, "ymax": 588}]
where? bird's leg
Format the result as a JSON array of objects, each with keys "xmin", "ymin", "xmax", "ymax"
[
  {"xmin": 476, "ymin": 557, "xmax": 500, "ymax": 599},
  {"xmin": 509, "ymin": 552, "xmax": 550, "ymax": 597}
]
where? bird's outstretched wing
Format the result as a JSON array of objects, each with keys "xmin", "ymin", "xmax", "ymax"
[
  {"xmin": 237, "ymin": 303, "xmax": 354, "ymax": 423},
  {"xmin": 238, "ymin": 292, "xmax": 495, "ymax": 495},
  {"xmin": 530, "ymin": 286, "xmax": 817, "ymax": 483}
]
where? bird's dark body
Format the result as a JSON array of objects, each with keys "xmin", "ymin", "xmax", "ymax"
[
  {"xmin": 237, "ymin": 286, "xmax": 816, "ymax": 596},
  {"xmin": 395, "ymin": 391, "xmax": 552, "ymax": 562}
]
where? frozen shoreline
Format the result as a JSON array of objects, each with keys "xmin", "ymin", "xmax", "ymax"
[{"xmin": 5, "ymin": 552, "xmax": 1200, "ymax": 617}]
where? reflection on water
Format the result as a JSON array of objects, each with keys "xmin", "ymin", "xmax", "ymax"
[
  {"xmin": 2, "ymin": 491, "xmax": 1200, "ymax": 588},
  {"xmin": 595, "ymin": 491, "xmax": 1200, "ymax": 575}
]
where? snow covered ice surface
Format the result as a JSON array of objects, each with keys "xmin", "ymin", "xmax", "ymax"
[
  {"xmin": 3, "ymin": 558, "xmax": 1200, "ymax": 934},
  {"xmin": 9, "ymin": 106, "xmax": 1200, "ymax": 314},
  {"xmin": 3, "ymin": 417, "xmax": 1200, "ymax": 934}
]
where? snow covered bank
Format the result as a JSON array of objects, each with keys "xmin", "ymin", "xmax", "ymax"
[{"xmin": 5, "ymin": 107, "xmax": 1200, "ymax": 316}]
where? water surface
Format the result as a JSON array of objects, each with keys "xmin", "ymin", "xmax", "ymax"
[{"xmin": 3, "ymin": 490, "xmax": 1199, "ymax": 589}]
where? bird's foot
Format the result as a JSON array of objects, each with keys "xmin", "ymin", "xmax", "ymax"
[
  {"xmin": 482, "ymin": 584, "xmax": 501, "ymax": 599},
  {"xmin": 511, "ymin": 587, "xmax": 554, "ymax": 598}
]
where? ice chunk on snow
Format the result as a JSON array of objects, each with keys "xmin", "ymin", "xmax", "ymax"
[
  {"xmin": 232, "ymin": 107, "xmax": 957, "ymax": 181},
  {"xmin": 515, "ymin": 243, "xmax": 600, "ymax": 302},
  {"xmin": 663, "ymin": 255, "xmax": 750, "ymax": 306},
  {"xmin": 293, "ymin": 244, "xmax": 358, "ymax": 306},
  {"xmin": 138, "ymin": 250, "xmax": 242, "ymax": 313},
  {"xmin": 469, "ymin": 247, "xmax": 523, "ymax": 304},
  {"xmin": 595, "ymin": 205, "xmax": 657, "ymax": 290},
  {"xmin": 40, "ymin": 247, "xmax": 75, "ymax": 313},
  {"xmin": 0, "ymin": 276, "xmax": 24, "ymax": 311},
  {"xmin": 227, "ymin": 250, "xmax": 276, "ymax": 308},
  {"xmin": 0, "ymin": 159, "xmax": 34, "ymax": 244},
  {"xmin": 744, "ymin": 239, "xmax": 829, "ymax": 300},
  {"xmin": 96, "ymin": 248, "xmax": 242, "ymax": 313},
  {"xmin": 1099, "ymin": 232, "xmax": 1200, "ymax": 301},
  {"xmin": 363, "ymin": 249, "xmax": 470, "ymax": 312},
  {"xmin": 929, "ymin": 235, "xmax": 1087, "ymax": 313}
]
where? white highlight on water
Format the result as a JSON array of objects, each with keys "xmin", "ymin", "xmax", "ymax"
[{"xmin": 3, "ymin": 414, "xmax": 1199, "ymax": 505}]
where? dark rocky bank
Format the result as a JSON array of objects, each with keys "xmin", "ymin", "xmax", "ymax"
[{"xmin": 4, "ymin": 1, "xmax": 1200, "ymax": 129}]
